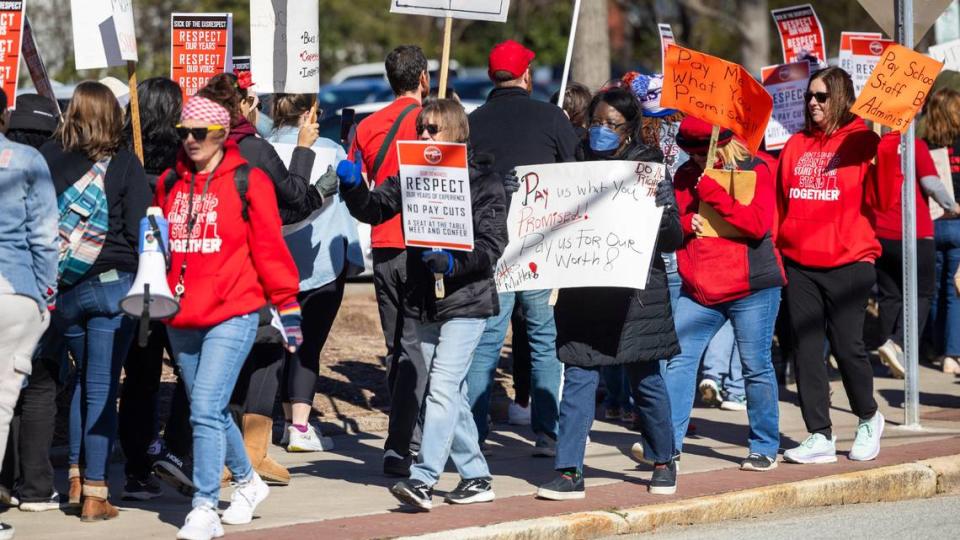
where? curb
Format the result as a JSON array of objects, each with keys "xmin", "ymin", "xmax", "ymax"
[{"xmin": 400, "ymin": 455, "xmax": 960, "ymax": 540}]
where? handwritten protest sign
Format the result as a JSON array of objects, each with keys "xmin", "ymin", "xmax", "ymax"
[
  {"xmin": 0, "ymin": 2, "xmax": 24, "ymax": 110},
  {"xmin": 495, "ymin": 161, "xmax": 664, "ymax": 293},
  {"xmin": 929, "ymin": 38, "xmax": 960, "ymax": 72},
  {"xmin": 852, "ymin": 44, "xmax": 944, "ymax": 130},
  {"xmin": 839, "ymin": 31, "xmax": 883, "ymax": 74},
  {"xmin": 250, "ymin": 0, "xmax": 319, "ymax": 94},
  {"xmin": 390, "ymin": 0, "xmax": 511, "ymax": 22},
  {"xmin": 658, "ymin": 23, "xmax": 675, "ymax": 71},
  {"xmin": 171, "ymin": 13, "xmax": 233, "ymax": 99},
  {"xmin": 72, "ymin": 0, "xmax": 138, "ymax": 70},
  {"xmin": 698, "ymin": 169, "xmax": 757, "ymax": 238},
  {"xmin": 273, "ymin": 143, "xmax": 340, "ymax": 236},
  {"xmin": 232, "ymin": 55, "xmax": 250, "ymax": 74},
  {"xmin": 761, "ymin": 61, "xmax": 810, "ymax": 151},
  {"xmin": 771, "ymin": 4, "xmax": 826, "ymax": 66},
  {"xmin": 397, "ymin": 141, "xmax": 474, "ymax": 251},
  {"xmin": 662, "ymin": 44, "xmax": 773, "ymax": 154},
  {"xmin": 21, "ymin": 17, "xmax": 58, "ymax": 113},
  {"xmin": 849, "ymin": 37, "xmax": 895, "ymax": 96}
]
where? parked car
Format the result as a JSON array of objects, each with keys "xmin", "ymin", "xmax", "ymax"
[
  {"xmin": 372, "ymin": 77, "xmax": 555, "ymax": 103},
  {"xmin": 317, "ymin": 79, "xmax": 392, "ymax": 117},
  {"xmin": 330, "ymin": 59, "xmax": 465, "ymax": 84}
]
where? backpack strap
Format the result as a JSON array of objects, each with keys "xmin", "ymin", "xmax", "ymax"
[
  {"xmin": 235, "ymin": 164, "xmax": 250, "ymax": 222},
  {"xmin": 162, "ymin": 169, "xmax": 179, "ymax": 198},
  {"xmin": 371, "ymin": 103, "xmax": 418, "ymax": 182}
]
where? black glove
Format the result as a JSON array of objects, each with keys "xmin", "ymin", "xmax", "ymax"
[
  {"xmin": 421, "ymin": 250, "xmax": 454, "ymax": 276},
  {"xmin": 503, "ymin": 168, "xmax": 520, "ymax": 195},
  {"xmin": 655, "ymin": 177, "xmax": 675, "ymax": 208},
  {"xmin": 316, "ymin": 165, "xmax": 339, "ymax": 200}
]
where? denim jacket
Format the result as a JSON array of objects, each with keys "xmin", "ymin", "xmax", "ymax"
[
  {"xmin": 266, "ymin": 128, "xmax": 364, "ymax": 290},
  {"xmin": 0, "ymin": 134, "xmax": 58, "ymax": 311}
]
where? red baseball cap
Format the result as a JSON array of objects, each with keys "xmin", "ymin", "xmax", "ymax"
[{"xmin": 488, "ymin": 40, "xmax": 535, "ymax": 81}]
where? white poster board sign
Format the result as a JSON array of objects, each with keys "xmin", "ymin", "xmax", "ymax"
[
  {"xmin": 250, "ymin": 0, "xmax": 320, "ymax": 94},
  {"xmin": 273, "ymin": 143, "xmax": 339, "ymax": 236},
  {"xmin": 495, "ymin": 161, "xmax": 664, "ymax": 293},
  {"xmin": 72, "ymin": 0, "xmax": 138, "ymax": 70},
  {"xmin": 396, "ymin": 141, "xmax": 474, "ymax": 251},
  {"xmin": 839, "ymin": 31, "xmax": 882, "ymax": 75},
  {"xmin": 850, "ymin": 38, "xmax": 895, "ymax": 96},
  {"xmin": 390, "ymin": 0, "xmax": 510, "ymax": 22},
  {"xmin": 761, "ymin": 61, "xmax": 811, "ymax": 151},
  {"xmin": 929, "ymin": 38, "xmax": 960, "ymax": 72}
]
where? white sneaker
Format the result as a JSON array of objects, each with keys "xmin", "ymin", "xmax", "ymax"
[
  {"xmin": 630, "ymin": 441, "xmax": 653, "ymax": 465},
  {"xmin": 279, "ymin": 422, "xmax": 291, "ymax": 447},
  {"xmin": 286, "ymin": 424, "xmax": 334, "ymax": 452},
  {"xmin": 0, "ymin": 486, "xmax": 19, "ymax": 508},
  {"xmin": 221, "ymin": 472, "xmax": 269, "ymax": 526},
  {"xmin": 532, "ymin": 434, "xmax": 556, "ymax": 457},
  {"xmin": 507, "ymin": 402, "xmax": 531, "ymax": 426},
  {"xmin": 698, "ymin": 378, "xmax": 722, "ymax": 407},
  {"xmin": 176, "ymin": 505, "xmax": 224, "ymax": 540},
  {"xmin": 942, "ymin": 356, "xmax": 960, "ymax": 375},
  {"xmin": 18, "ymin": 491, "xmax": 61, "ymax": 512},
  {"xmin": 783, "ymin": 433, "xmax": 837, "ymax": 464},
  {"xmin": 0, "ymin": 522, "xmax": 13, "ymax": 540},
  {"xmin": 877, "ymin": 340, "xmax": 905, "ymax": 379},
  {"xmin": 849, "ymin": 412, "xmax": 884, "ymax": 461}
]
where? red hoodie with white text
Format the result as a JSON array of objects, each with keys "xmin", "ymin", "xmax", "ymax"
[
  {"xmin": 154, "ymin": 141, "xmax": 299, "ymax": 329},
  {"xmin": 775, "ymin": 118, "xmax": 881, "ymax": 268}
]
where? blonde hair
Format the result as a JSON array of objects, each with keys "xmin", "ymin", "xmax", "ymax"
[
  {"xmin": 717, "ymin": 139, "xmax": 751, "ymax": 169},
  {"xmin": 417, "ymin": 98, "xmax": 469, "ymax": 143},
  {"xmin": 56, "ymin": 81, "xmax": 123, "ymax": 161},
  {"xmin": 924, "ymin": 88, "xmax": 960, "ymax": 147}
]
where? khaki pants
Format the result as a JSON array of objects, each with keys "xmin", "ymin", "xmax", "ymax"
[{"xmin": 0, "ymin": 294, "xmax": 49, "ymax": 468}]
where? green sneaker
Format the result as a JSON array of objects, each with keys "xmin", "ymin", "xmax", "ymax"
[
  {"xmin": 783, "ymin": 433, "xmax": 837, "ymax": 464},
  {"xmin": 849, "ymin": 412, "xmax": 884, "ymax": 461}
]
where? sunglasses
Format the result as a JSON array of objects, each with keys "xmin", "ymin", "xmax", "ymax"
[
  {"xmin": 418, "ymin": 123, "xmax": 441, "ymax": 136},
  {"xmin": 804, "ymin": 91, "xmax": 830, "ymax": 104},
  {"xmin": 176, "ymin": 125, "xmax": 226, "ymax": 142}
]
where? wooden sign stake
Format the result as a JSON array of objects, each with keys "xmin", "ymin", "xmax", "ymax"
[
  {"xmin": 127, "ymin": 60, "xmax": 144, "ymax": 164},
  {"xmin": 438, "ymin": 16, "xmax": 453, "ymax": 99},
  {"xmin": 706, "ymin": 125, "xmax": 720, "ymax": 167}
]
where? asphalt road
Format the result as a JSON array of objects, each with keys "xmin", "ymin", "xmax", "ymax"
[{"xmin": 608, "ymin": 494, "xmax": 960, "ymax": 540}]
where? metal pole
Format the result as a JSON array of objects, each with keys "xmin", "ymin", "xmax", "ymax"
[
  {"xmin": 899, "ymin": 0, "xmax": 921, "ymax": 428},
  {"xmin": 556, "ymin": 0, "xmax": 582, "ymax": 107}
]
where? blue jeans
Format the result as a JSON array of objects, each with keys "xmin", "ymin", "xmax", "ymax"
[
  {"xmin": 664, "ymin": 254, "xmax": 682, "ymax": 312},
  {"xmin": 167, "ymin": 312, "xmax": 259, "ymax": 509},
  {"xmin": 556, "ymin": 361, "xmax": 674, "ymax": 472},
  {"xmin": 467, "ymin": 289, "xmax": 561, "ymax": 442},
  {"xmin": 664, "ymin": 288, "xmax": 781, "ymax": 458},
  {"xmin": 52, "ymin": 271, "xmax": 135, "ymax": 482},
  {"xmin": 409, "ymin": 318, "xmax": 490, "ymax": 486},
  {"xmin": 701, "ymin": 321, "xmax": 744, "ymax": 399},
  {"xmin": 932, "ymin": 219, "xmax": 960, "ymax": 356},
  {"xmin": 602, "ymin": 365, "xmax": 633, "ymax": 412}
]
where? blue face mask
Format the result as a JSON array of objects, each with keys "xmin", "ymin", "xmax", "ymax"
[{"xmin": 589, "ymin": 125, "xmax": 621, "ymax": 155}]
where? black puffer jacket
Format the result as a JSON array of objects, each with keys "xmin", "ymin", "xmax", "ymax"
[
  {"xmin": 554, "ymin": 141, "xmax": 682, "ymax": 367},
  {"xmin": 342, "ymin": 152, "xmax": 508, "ymax": 322}
]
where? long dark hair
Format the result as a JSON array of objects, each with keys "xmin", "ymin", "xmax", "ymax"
[
  {"xmin": 125, "ymin": 77, "xmax": 182, "ymax": 174},
  {"xmin": 804, "ymin": 67, "xmax": 856, "ymax": 135},
  {"xmin": 588, "ymin": 87, "xmax": 643, "ymax": 150}
]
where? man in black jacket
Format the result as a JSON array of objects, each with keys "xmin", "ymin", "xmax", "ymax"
[{"xmin": 465, "ymin": 40, "xmax": 580, "ymax": 456}]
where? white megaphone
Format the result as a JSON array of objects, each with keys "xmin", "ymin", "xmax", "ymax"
[{"xmin": 120, "ymin": 207, "xmax": 179, "ymax": 346}]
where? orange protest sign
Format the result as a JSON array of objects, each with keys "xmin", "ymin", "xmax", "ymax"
[
  {"xmin": 662, "ymin": 44, "xmax": 773, "ymax": 154},
  {"xmin": 852, "ymin": 43, "xmax": 943, "ymax": 129},
  {"xmin": 170, "ymin": 13, "xmax": 234, "ymax": 100}
]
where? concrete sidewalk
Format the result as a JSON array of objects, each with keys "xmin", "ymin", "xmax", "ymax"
[{"xmin": 3, "ymin": 363, "xmax": 959, "ymax": 539}]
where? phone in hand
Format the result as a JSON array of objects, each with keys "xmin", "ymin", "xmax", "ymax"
[{"xmin": 340, "ymin": 108, "xmax": 356, "ymax": 145}]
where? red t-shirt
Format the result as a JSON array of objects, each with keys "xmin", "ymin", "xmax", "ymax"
[
  {"xmin": 873, "ymin": 132, "xmax": 937, "ymax": 240},
  {"xmin": 349, "ymin": 97, "xmax": 422, "ymax": 249}
]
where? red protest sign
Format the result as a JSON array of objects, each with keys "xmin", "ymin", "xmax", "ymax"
[
  {"xmin": 661, "ymin": 44, "xmax": 773, "ymax": 154},
  {"xmin": 771, "ymin": 4, "xmax": 826, "ymax": 67},
  {"xmin": 0, "ymin": 2, "xmax": 25, "ymax": 110},
  {"xmin": 852, "ymin": 43, "xmax": 943, "ymax": 129},
  {"xmin": 170, "ymin": 13, "xmax": 233, "ymax": 99}
]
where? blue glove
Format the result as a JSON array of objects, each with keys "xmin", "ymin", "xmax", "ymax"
[
  {"xmin": 422, "ymin": 250, "xmax": 454, "ymax": 276},
  {"xmin": 336, "ymin": 150, "xmax": 364, "ymax": 189}
]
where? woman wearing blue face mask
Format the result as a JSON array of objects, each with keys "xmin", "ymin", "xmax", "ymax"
[{"xmin": 537, "ymin": 87, "xmax": 682, "ymax": 501}]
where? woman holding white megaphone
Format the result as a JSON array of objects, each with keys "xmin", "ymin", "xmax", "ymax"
[
  {"xmin": 153, "ymin": 94, "xmax": 301, "ymax": 540},
  {"xmin": 338, "ymin": 99, "xmax": 509, "ymax": 511}
]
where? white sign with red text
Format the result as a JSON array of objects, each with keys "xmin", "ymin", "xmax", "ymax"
[
  {"xmin": 495, "ymin": 161, "xmax": 664, "ymax": 293},
  {"xmin": 771, "ymin": 4, "xmax": 826, "ymax": 67},
  {"xmin": 397, "ymin": 141, "xmax": 474, "ymax": 251},
  {"xmin": 761, "ymin": 61, "xmax": 811, "ymax": 151},
  {"xmin": 839, "ymin": 31, "xmax": 883, "ymax": 74},
  {"xmin": 250, "ymin": 0, "xmax": 319, "ymax": 94},
  {"xmin": 850, "ymin": 37, "xmax": 895, "ymax": 95}
]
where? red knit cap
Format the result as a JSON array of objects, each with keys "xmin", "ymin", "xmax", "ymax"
[
  {"xmin": 488, "ymin": 40, "xmax": 535, "ymax": 80},
  {"xmin": 676, "ymin": 116, "xmax": 734, "ymax": 154}
]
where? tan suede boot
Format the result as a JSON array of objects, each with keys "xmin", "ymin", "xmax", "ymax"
[
  {"xmin": 80, "ymin": 480, "xmax": 118, "ymax": 522},
  {"xmin": 68, "ymin": 466, "xmax": 82, "ymax": 509},
  {"xmin": 242, "ymin": 414, "xmax": 289, "ymax": 485}
]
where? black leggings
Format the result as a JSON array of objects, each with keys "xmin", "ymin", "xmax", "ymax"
[
  {"xmin": 876, "ymin": 238, "xmax": 936, "ymax": 347},
  {"xmin": 510, "ymin": 304, "xmax": 532, "ymax": 407},
  {"xmin": 231, "ymin": 343, "xmax": 285, "ymax": 418},
  {"xmin": 281, "ymin": 276, "xmax": 346, "ymax": 405}
]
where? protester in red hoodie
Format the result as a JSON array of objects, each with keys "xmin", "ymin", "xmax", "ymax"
[
  {"xmin": 664, "ymin": 116, "xmax": 786, "ymax": 472},
  {"xmin": 154, "ymin": 95, "xmax": 300, "ymax": 540},
  {"xmin": 778, "ymin": 67, "xmax": 884, "ymax": 466}
]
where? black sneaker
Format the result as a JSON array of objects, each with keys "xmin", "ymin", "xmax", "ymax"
[
  {"xmin": 152, "ymin": 451, "xmax": 195, "ymax": 497},
  {"xmin": 121, "ymin": 474, "xmax": 163, "ymax": 501},
  {"xmin": 444, "ymin": 477, "xmax": 495, "ymax": 505},
  {"xmin": 390, "ymin": 479, "xmax": 433, "ymax": 511},
  {"xmin": 536, "ymin": 471, "xmax": 585, "ymax": 501},
  {"xmin": 649, "ymin": 460, "xmax": 677, "ymax": 495},
  {"xmin": 383, "ymin": 450, "xmax": 413, "ymax": 477},
  {"xmin": 740, "ymin": 453, "xmax": 778, "ymax": 472}
]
